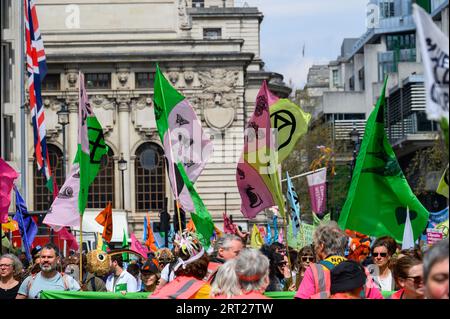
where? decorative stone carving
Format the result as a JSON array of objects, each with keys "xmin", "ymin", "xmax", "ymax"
[
  {"xmin": 198, "ymin": 69, "xmax": 240, "ymax": 131},
  {"xmin": 178, "ymin": 0, "xmax": 192, "ymax": 30},
  {"xmin": 116, "ymin": 95, "xmax": 131, "ymax": 112},
  {"xmin": 92, "ymin": 95, "xmax": 115, "ymax": 110},
  {"xmin": 184, "ymin": 70, "xmax": 195, "ymax": 85},
  {"xmin": 117, "ymin": 70, "xmax": 129, "ymax": 87},
  {"xmin": 131, "ymin": 95, "xmax": 153, "ymax": 111},
  {"xmin": 66, "ymin": 71, "xmax": 78, "ymax": 88},
  {"xmin": 168, "ymin": 71, "xmax": 179, "ymax": 86}
]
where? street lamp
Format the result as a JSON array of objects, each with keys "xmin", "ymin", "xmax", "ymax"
[
  {"xmin": 349, "ymin": 123, "xmax": 361, "ymax": 178},
  {"xmin": 118, "ymin": 153, "xmax": 127, "ymax": 209}
]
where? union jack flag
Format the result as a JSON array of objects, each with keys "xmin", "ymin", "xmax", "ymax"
[{"xmin": 24, "ymin": 0, "xmax": 55, "ymax": 196}]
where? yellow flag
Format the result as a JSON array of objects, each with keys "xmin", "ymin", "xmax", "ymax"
[
  {"xmin": 250, "ymin": 224, "xmax": 264, "ymax": 248},
  {"xmin": 270, "ymin": 99, "xmax": 311, "ymax": 163},
  {"xmin": 1, "ymin": 217, "xmax": 19, "ymax": 232},
  {"xmin": 437, "ymin": 166, "xmax": 449, "ymax": 198},
  {"xmin": 96, "ymin": 233, "xmax": 104, "ymax": 251}
]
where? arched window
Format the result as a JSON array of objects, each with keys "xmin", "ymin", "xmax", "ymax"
[
  {"xmin": 135, "ymin": 143, "xmax": 165, "ymax": 211},
  {"xmin": 88, "ymin": 146, "xmax": 115, "ymax": 208},
  {"xmin": 33, "ymin": 144, "xmax": 64, "ymax": 211}
]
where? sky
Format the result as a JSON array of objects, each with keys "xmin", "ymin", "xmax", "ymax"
[{"xmin": 235, "ymin": 0, "xmax": 369, "ymax": 90}]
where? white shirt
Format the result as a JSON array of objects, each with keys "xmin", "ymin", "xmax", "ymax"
[
  {"xmin": 160, "ymin": 263, "xmax": 176, "ymax": 283},
  {"xmin": 378, "ymin": 273, "xmax": 393, "ymax": 291},
  {"xmin": 105, "ymin": 270, "xmax": 138, "ymax": 292}
]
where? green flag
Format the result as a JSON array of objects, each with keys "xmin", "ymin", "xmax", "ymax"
[
  {"xmin": 338, "ymin": 77, "xmax": 429, "ymax": 242},
  {"xmin": 76, "ymin": 72, "xmax": 108, "ymax": 215},
  {"xmin": 436, "ymin": 165, "xmax": 449, "ymax": 198},
  {"xmin": 122, "ymin": 229, "xmax": 129, "ymax": 262},
  {"xmin": 176, "ymin": 163, "xmax": 214, "ymax": 250}
]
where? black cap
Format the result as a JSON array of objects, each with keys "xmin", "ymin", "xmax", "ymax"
[
  {"xmin": 330, "ymin": 260, "xmax": 367, "ymax": 295},
  {"xmin": 140, "ymin": 259, "xmax": 159, "ymax": 275},
  {"xmin": 31, "ymin": 246, "xmax": 42, "ymax": 259}
]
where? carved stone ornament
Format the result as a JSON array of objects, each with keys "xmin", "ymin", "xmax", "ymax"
[
  {"xmin": 66, "ymin": 71, "xmax": 78, "ymax": 88},
  {"xmin": 198, "ymin": 69, "xmax": 240, "ymax": 131},
  {"xmin": 131, "ymin": 95, "xmax": 153, "ymax": 110},
  {"xmin": 178, "ymin": 0, "xmax": 192, "ymax": 30},
  {"xmin": 117, "ymin": 71, "xmax": 129, "ymax": 87},
  {"xmin": 92, "ymin": 95, "xmax": 115, "ymax": 110},
  {"xmin": 184, "ymin": 70, "xmax": 195, "ymax": 84},
  {"xmin": 168, "ymin": 71, "xmax": 179, "ymax": 85}
]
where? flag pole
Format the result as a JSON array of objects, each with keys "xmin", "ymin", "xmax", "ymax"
[
  {"xmin": 79, "ymin": 217, "xmax": 83, "ymax": 285},
  {"xmin": 156, "ymin": 64, "xmax": 183, "ymax": 236}
]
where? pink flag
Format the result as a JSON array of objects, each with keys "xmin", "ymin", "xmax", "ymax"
[
  {"xmin": 223, "ymin": 212, "xmax": 236, "ymax": 234},
  {"xmin": 43, "ymin": 164, "xmax": 81, "ymax": 230},
  {"xmin": 306, "ymin": 168, "xmax": 327, "ymax": 216},
  {"xmin": 130, "ymin": 232, "xmax": 149, "ymax": 257},
  {"xmin": 55, "ymin": 227, "xmax": 79, "ymax": 251},
  {"xmin": 0, "ymin": 158, "xmax": 19, "ymax": 223},
  {"xmin": 278, "ymin": 227, "xmax": 284, "ymax": 244},
  {"xmin": 236, "ymin": 81, "xmax": 281, "ymax": 219}
]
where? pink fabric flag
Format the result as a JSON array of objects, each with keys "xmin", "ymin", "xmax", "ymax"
[
  {"xmin": 237, "ymin": 81, "xmax": 283, "ymax": 219},
  {"xmin": 223, "ymin": 212, "xmax": 236, "ymax": 234},
  {"xmin": 130, "ymin": 232, "xmax": 149, "ymax": 257},
  {"xmin": 43, "ymin": 164, "xmax": 81, "ymax": 230},
  {"xmin": 306, "ymin": 168, "xmax": 327, "ymax": 216},
  {"xmin": 278, "ymin": 227, "xmax": 284, "ymax": 244},
  {"xmin": 0, "ymin": 158, "xmax": 19, "ymax": 223},
  {"xmin": 55, "ymin": 227, "xmax": 79, "ymax": 251}
]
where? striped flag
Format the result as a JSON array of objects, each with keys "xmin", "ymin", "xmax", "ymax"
[
  {"xmin": 24, "ymin": 0, "xmax": 54, "ymax": 194},
  {"xmin": 286, "ymin": 172, "xmax": 301, "ymax": 236}
]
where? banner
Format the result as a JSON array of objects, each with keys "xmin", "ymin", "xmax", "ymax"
[
  {"xmin": 413, "ymin": 4, "xmax": 449, "ymax": 123},
  {"xmin": 306, "ymin": 168, "xmax": 327, "ymax": 215},
  {"xmin": 0, "ymin": 158, "xmax": 19, "ymax": 223}
]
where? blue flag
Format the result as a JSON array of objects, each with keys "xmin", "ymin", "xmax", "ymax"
[
  {"xmin": 13, "ymin": 186, "xmax": 38, "ymax": 261},
  {"xmin": 273, "ymin": 215, "xmax": 278, "ymax": 245},
  {"xmin": 143, "ymin": 216, "xmax": 148, "ymax": 242},
  {"xmin": 265, "ymin": 222, "xmax": 272, "ymax": 245},
  {"xmin": 286, "ymin": 172, "xmax": 301, "ymax": 237}
]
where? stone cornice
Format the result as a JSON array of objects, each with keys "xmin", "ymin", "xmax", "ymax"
[{"xmin": 45, "ymin": 51, "xmax": 255, "ymax": 65}]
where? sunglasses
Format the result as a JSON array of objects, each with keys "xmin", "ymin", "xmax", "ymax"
[
  {"xmin": 301, "ymin": 256, "xmax": 314, "ymax": 262},
  {"xmin": 406, "ymin": 276, "xmax": 423, "ymax": 285},
  {"xmin": 278, "ymin": 262, "xmax": 288, "ymax": 267},
  {"xmin": 372, "ymin": 252, "xmax": 388, "ymax": 257}
]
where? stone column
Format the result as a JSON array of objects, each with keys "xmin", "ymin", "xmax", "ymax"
[{"xmin": 118, "ymin": 97, "xmax": 131, "ymax": 211}]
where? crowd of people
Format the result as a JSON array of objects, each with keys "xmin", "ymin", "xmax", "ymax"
[{"xmin": 0, "ymin": 221, "xmax": 448, "ymax": 300}]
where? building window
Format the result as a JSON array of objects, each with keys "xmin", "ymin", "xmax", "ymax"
[
  {"xmin": 85, "ymin": 73, "xmax": 111, "ymax": 89},
  {"xmin": 135, "ymin": 72, "xmax": 155, "ymax": 89},
  {"xmin": 42, "ymin": 74, "xmax": 60, "ymax": 91},
  {"xmin": 203, "ymin": 28, "xmax": 222, "ymax": 40},
  {"xmin": 88, "ymin": 146, "xmax": 115, "ymax": 208},
  {"xmin": 1, "ymin": 0, "xmax": 11, "ymax": 30},
  {"xmin": 380, "ymin": 1, "xmax": 395, "ymax": 18},
  {"xmin": 2, "ymin": 115, "xmax": 13, "ymax": 161},
  {"xmin": 332, "ymin": 70, "xmax": 339, "ymax": 87},
  {"xmin": 33, "ymin": 144, "xmax": 64, "ymax": 211},
  {"xmin": 1, "ymin": 42, "xmax": 12, "ymax": 103},
  {"xmin": 358, "ymin": 68, "xmax": 365, "ymax": 91},
  {"xmin": 386, "ymin": 34, "xmax": 416, "ymax": 50},
  {"xmin": 349, "ymin": 76, "xmax": 355, "ymax": 91},
  {"xmin": 135, "ymin": 143, "xmax": 166, "ymax": 212},
  {"xmin": 192, "ymin": 0, "xmax": 205, "ymax": 8}
]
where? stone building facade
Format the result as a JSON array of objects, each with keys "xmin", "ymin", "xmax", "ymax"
[{"xmin": 12, "ymin": 0, "xmax": 290, "ymax": 238}]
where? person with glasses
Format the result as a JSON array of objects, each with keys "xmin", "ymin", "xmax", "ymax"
[
  {"xmin": 367, "ymin": 237, "xmax": 397, "ymax": 292},
  {"xmin": 0, "ymin": 254, "xmax": 23, "ymax": 299},
  {"xmin": 295, "ymin": 245, "xmax": 315, "ymax": 289},
  {"xmin": 390, "ymin": 254, "xmax": 425, "ymax": 299}
]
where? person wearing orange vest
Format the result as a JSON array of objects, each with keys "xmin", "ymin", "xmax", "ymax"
[
  {"xmin": 294, "ymin": 221, "xmax": 383, "ymax": 299},
  {"xmin": 204, "ymin": 235, "xmax": 243, "ymax": 283},
  {"xmin": 149, "ymin": 232, "xmax": 211, "ymax": 299},
  {"xmin": 211, "ymin": 248, "xmax": 271, "ymax": 299}
]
